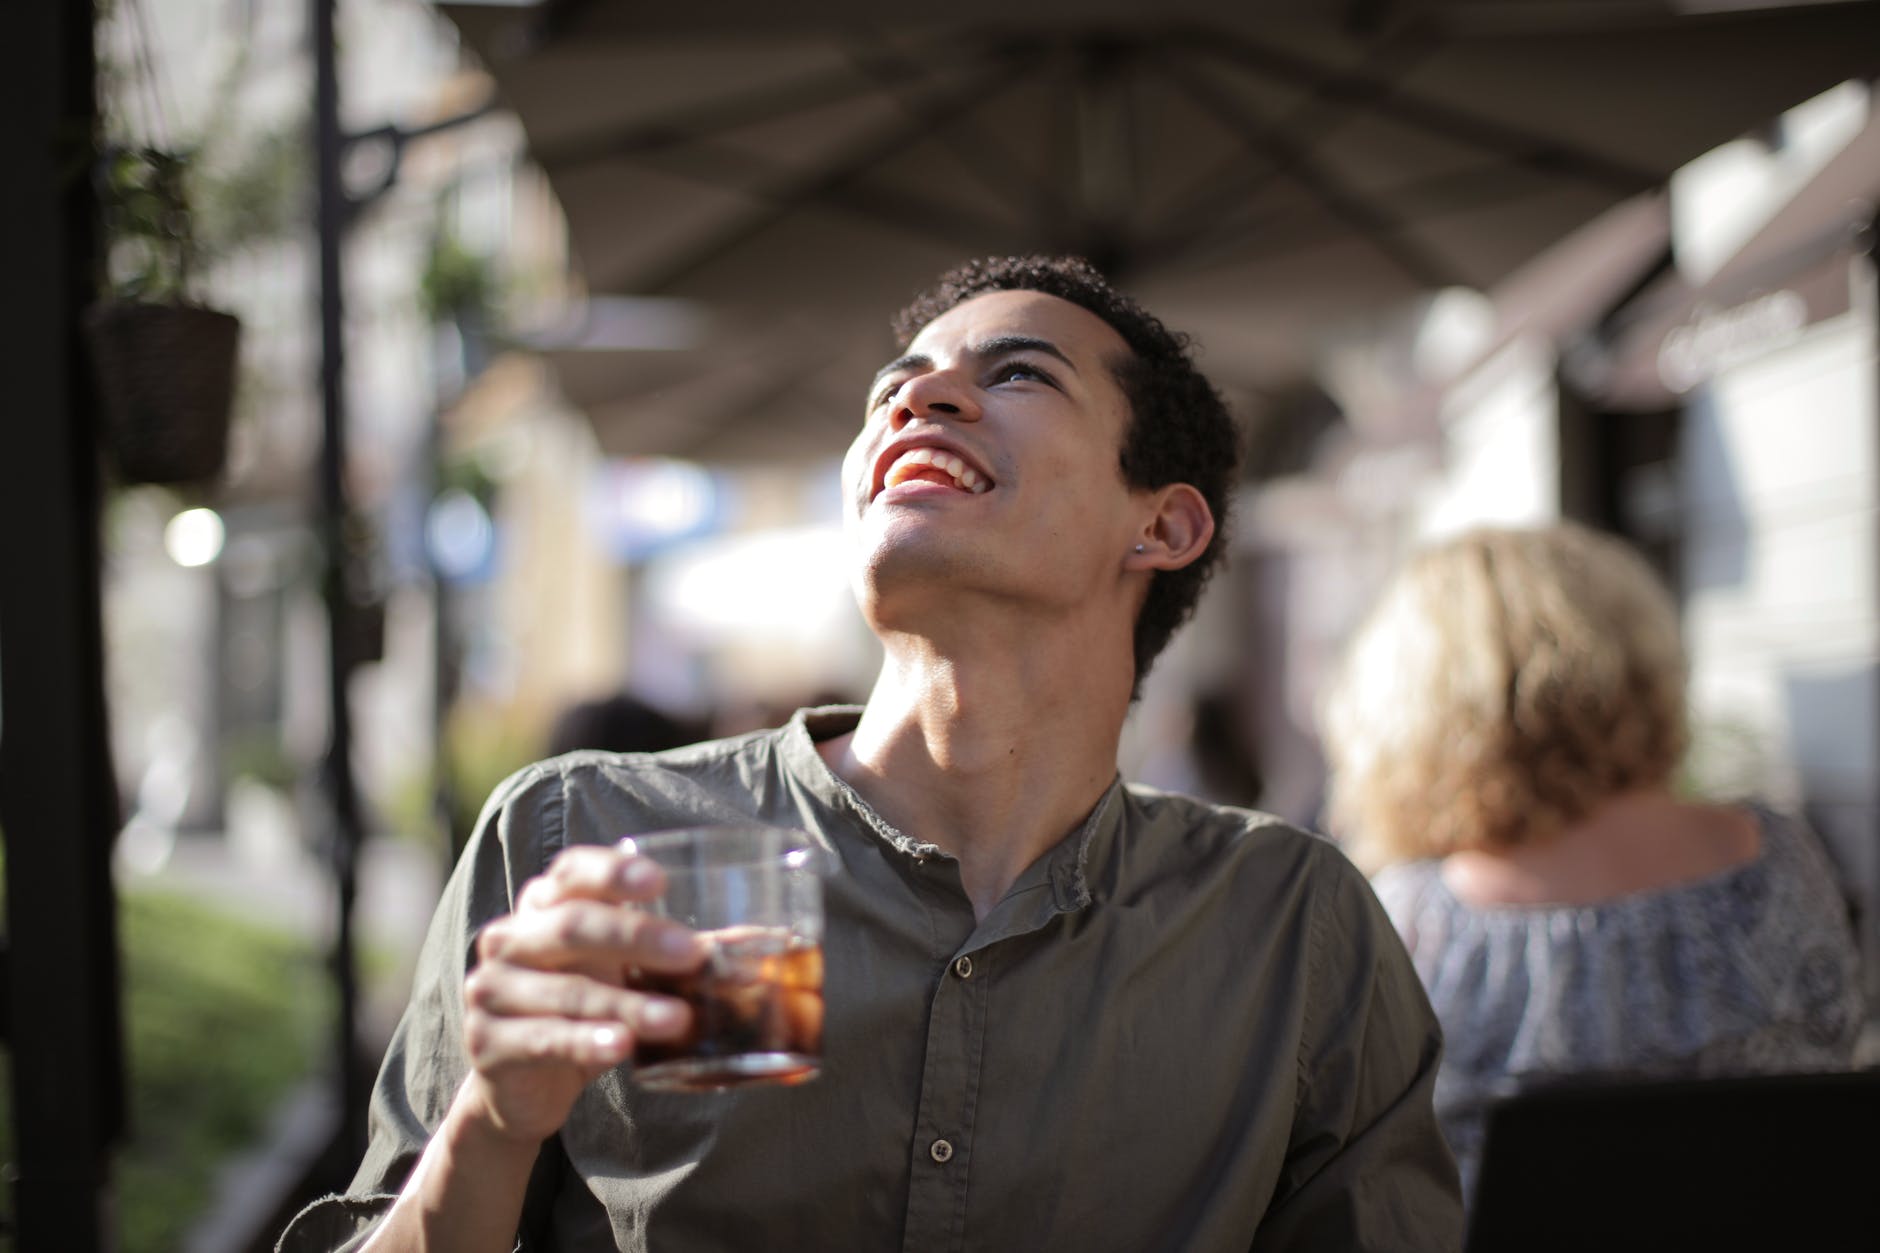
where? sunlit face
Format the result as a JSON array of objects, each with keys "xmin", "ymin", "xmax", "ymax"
[{"xmin": 841, "ymin": 289, "xmax": 1144, "ymax": 627}]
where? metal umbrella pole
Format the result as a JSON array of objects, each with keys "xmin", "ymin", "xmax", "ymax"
[
  {"xmin": 0, "ymin": 1, "xmax": 125, "ymax": 1246},
  {"xmin": 309, "ymin": 0, "xmax": 495, "ymax": 1163},
  {"xmin": 313, "ymin": 0, "xmax": 367, "ymax": 1160}
]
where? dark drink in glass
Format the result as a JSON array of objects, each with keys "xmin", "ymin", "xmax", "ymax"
[{"xmin": 632, "ymin": 928, "xmax": 824, "ymax": 1092}]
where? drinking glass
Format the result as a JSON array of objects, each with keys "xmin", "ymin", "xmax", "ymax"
[{"xmin": 623, "ymin": 825, "xmax": 831, "ymax": 1092}]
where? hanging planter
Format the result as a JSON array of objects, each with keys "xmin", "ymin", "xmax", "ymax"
[
  {"xmin": 85, "ymin": 300, "xmax": 240, "ymax": 484},
  {"xmin": 338, "ymin": 509, "xmax": 390, "ymax": 668},
  {"xmin": 86, "ymin": 145, "xmax": 243, "ymax": 485}
]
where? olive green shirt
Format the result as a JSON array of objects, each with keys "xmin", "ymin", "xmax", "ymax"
[{"xmin": 279, "ymin": 707, "xmax": 1461, "ymax": 1252}]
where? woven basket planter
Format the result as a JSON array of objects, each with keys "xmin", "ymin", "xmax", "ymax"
[{"xmin": 84, "ymin": 301, "xmax": 241, "ymax": 485}]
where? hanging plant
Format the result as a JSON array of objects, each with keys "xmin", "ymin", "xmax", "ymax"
[
  {"xmin": 419, "ymin": 228, "xmax": 497, "ymax": 329},
  {"xmin": 85, "ymin": 142, "xmax": 242, "ymax": 486},
  {"xmin": 420, "ymin": 220, "xmax": 502, "ymax": 380}
]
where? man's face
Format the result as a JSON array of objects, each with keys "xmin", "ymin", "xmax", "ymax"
[{"xmin": 841, "ymin": 288, "xmax": 1145, "ymax": 628}]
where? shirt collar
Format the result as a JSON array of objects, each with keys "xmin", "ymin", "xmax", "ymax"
[{"xmin": 781, "ymin": 705, "xmax": 1126, "ymax": 917}]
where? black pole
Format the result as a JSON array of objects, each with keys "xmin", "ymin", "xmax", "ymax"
[
  {"xmin": 0, "ymin": 0, "xmax": 124, "ymax": 1247},
  {"xmin": 428, "ymin": 406, "xmax": 467, "ymax": 866},
  {"xmin": 313, "ymin": 0, "xmax": 366, "ymax": 1159}
]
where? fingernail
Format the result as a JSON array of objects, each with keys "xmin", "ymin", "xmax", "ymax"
[
  {"xmin": 639, "ymin": 1001, "xmax": 683, "ymax": 1031},
  {"xmin": 658, "ymin": 926, "xmax": 699, "ymax": 959},
  {"xmin": 592, "ymin": 1026, "xmax": 624, "ymax": 1055},
  {"xmin": 620, "ymin": 858, "xmax": 658, "ymax": 891}
]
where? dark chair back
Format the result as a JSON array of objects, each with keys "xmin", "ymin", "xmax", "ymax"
[{"xmin": 1466, "ymin": 1067, "xmax": 1880, "ymax": 1252}]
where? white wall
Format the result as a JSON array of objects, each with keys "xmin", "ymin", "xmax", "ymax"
[
  {"xmin": 1418, "ymin": 337, "xmax": 1563, "ymax": 540},
  {"xmin": 1679, "ymin": 264, "xmax": 1879, "ymax": 990}
]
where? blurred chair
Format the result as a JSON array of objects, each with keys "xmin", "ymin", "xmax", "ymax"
[{"xmin": 1466, "ymin": 1067, "xmax": 1880, "ymax": 1252}]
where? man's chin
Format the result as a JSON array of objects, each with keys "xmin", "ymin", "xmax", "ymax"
[{"xmin": 857, "ymin": 540, "xmax": 997, "ymax": 611}]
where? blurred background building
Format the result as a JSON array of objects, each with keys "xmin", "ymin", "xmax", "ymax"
[
  {"xmin": 4, "ymin": 0, "xmax": 1878, "ymax": 1248},
  {"xmin": 1240, "ymin": 76, "xmax": 1880, "ymax": 974}
]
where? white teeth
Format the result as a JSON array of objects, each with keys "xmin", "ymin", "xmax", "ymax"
[{"xmin": 884, "ymin": 445, "xmax": 990, "ymax": 494}]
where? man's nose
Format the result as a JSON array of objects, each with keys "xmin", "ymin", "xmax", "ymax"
[{"xmin": 892, "ymin": 369, "xmax": 981, "ymax": 426}]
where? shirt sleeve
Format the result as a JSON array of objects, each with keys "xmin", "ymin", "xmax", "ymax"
[
  {"xmin": 275, "ymin": 765, "xmax": 564, "ymax": 1253},
  {"xmin": 1249, "ymin": 840, "xmax": 1464, "ymax": 1252}
]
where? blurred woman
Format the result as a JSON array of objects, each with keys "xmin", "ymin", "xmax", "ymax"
[{"xmin": 1320, "ymin": 522, "xmax": 1864, "ymax": 1202}]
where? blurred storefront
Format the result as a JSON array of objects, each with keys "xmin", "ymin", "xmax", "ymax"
[
  {"xmin": 1249, "ymin": 80, "xmax": 1880, "ymax": 1012},
  {"xmin": 1589, "ymin": 86, "xmax": 1880, "ymax": 1002}
]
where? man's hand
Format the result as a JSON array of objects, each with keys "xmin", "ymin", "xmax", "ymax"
[{"xmin": 458, "ymin": 841, "xmax": 707, "ymax": 1145}]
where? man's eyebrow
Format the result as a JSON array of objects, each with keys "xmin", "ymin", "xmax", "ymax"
[
  {"xmin": 870, "ymin": 352, "xmax": 931, "ymax": 390},
  {"xmin": 868, "ymin": 335, "xmax": 1080, "ymax": 391},
  {"xmin": 968, "ymin": 335, "xmax": 1077, "ymax": 372}
]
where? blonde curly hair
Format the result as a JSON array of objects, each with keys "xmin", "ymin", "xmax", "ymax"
[{"xmin": 1321, "ymin": 523, "xmax": 1689, "ymax": 872}]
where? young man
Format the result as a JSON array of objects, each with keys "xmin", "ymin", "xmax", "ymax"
[{"xmin": 281, "ymin": 257, "xmax": 1461, "ymax": 1252}]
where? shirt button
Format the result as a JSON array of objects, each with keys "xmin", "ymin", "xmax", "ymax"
[
  {"xmin": 929, "ymin": 1138, "xmax": 955, "ymax": 1163},
  {"xmin": 952, "ymin": 955, "xmax": 973, "ymax": 979}
]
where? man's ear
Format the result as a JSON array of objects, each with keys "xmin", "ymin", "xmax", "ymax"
[{"xmin": 1126, "ymin": 484, "xmax": 1214, "ymax": 571}]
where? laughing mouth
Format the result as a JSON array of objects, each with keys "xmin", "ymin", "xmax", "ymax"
[{"xmin": 879, "ymin": 446, "xmax": 992, "ymax": 498}]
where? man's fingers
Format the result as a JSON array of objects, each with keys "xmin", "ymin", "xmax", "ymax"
[
  {"xmin": 476, "ymin": 899, "xmax": 705, "ymax": 974},
  {"xmin": 464, "ymin": 1013, "xmax": 639, "ymax": 1071},
  {"xmin": 516, "ymin": 843, "xmax": 666, "ymax": 912},
  {"xmin": 463, "ymin": 987, "xmax": 691, "ymax": 1065},
  {"xmin": 464, "ymin": 966, "xmax": 691, "ymax": 1039}
]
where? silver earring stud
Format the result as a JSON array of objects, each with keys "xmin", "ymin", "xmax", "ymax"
[{"xmin": 1133, "ymin": 544, "xmax": 1146, "ymax": 553}]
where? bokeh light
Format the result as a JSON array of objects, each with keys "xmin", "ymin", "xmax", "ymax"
[{"xmin": 163, "ymin": 508, "xmax": 225, "ymax": 568}]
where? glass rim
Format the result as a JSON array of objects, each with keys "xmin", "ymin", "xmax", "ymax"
[{"xmin": 620, "ymin": 824, "xmax": 831, "ymax": 874}]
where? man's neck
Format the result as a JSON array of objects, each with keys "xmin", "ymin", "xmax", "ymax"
[{"xmin": 817, "ymin": 627, "xmax": 1134, "ymax": 921}]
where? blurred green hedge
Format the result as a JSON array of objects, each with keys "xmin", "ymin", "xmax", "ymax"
[
  {"xmin": 117, "ymin": 888, "xmax": 326, "ymax": 1251},
  {"xmin": 0, "ymin": 887, "xmax": 324, "ymax": 1252}
]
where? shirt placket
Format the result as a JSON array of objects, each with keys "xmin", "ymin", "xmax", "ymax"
[
  {"xmin": 900, "ymin": 925, "xmax": 992, "ymax": 1253},
  {"xmin": 897, "ymin": 857, "xmax": 1094, "ymax": 1253},
  {"xmin": 870, "ymin": 779, "xmax": 1117, "ymax": 1253}
]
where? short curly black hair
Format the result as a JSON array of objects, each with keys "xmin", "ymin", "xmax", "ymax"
[{"xmin": 893, "ymin": 255, "xmax": 1240, "ymax": 695}]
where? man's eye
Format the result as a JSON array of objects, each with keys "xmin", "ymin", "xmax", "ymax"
[
  {"xmin": 995, "ymin": 362, "xmax": 1051, "ymax": 386},
  {"xmin": 873, "ymin": 380, "xmax": 904, "ymax": 408}
]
